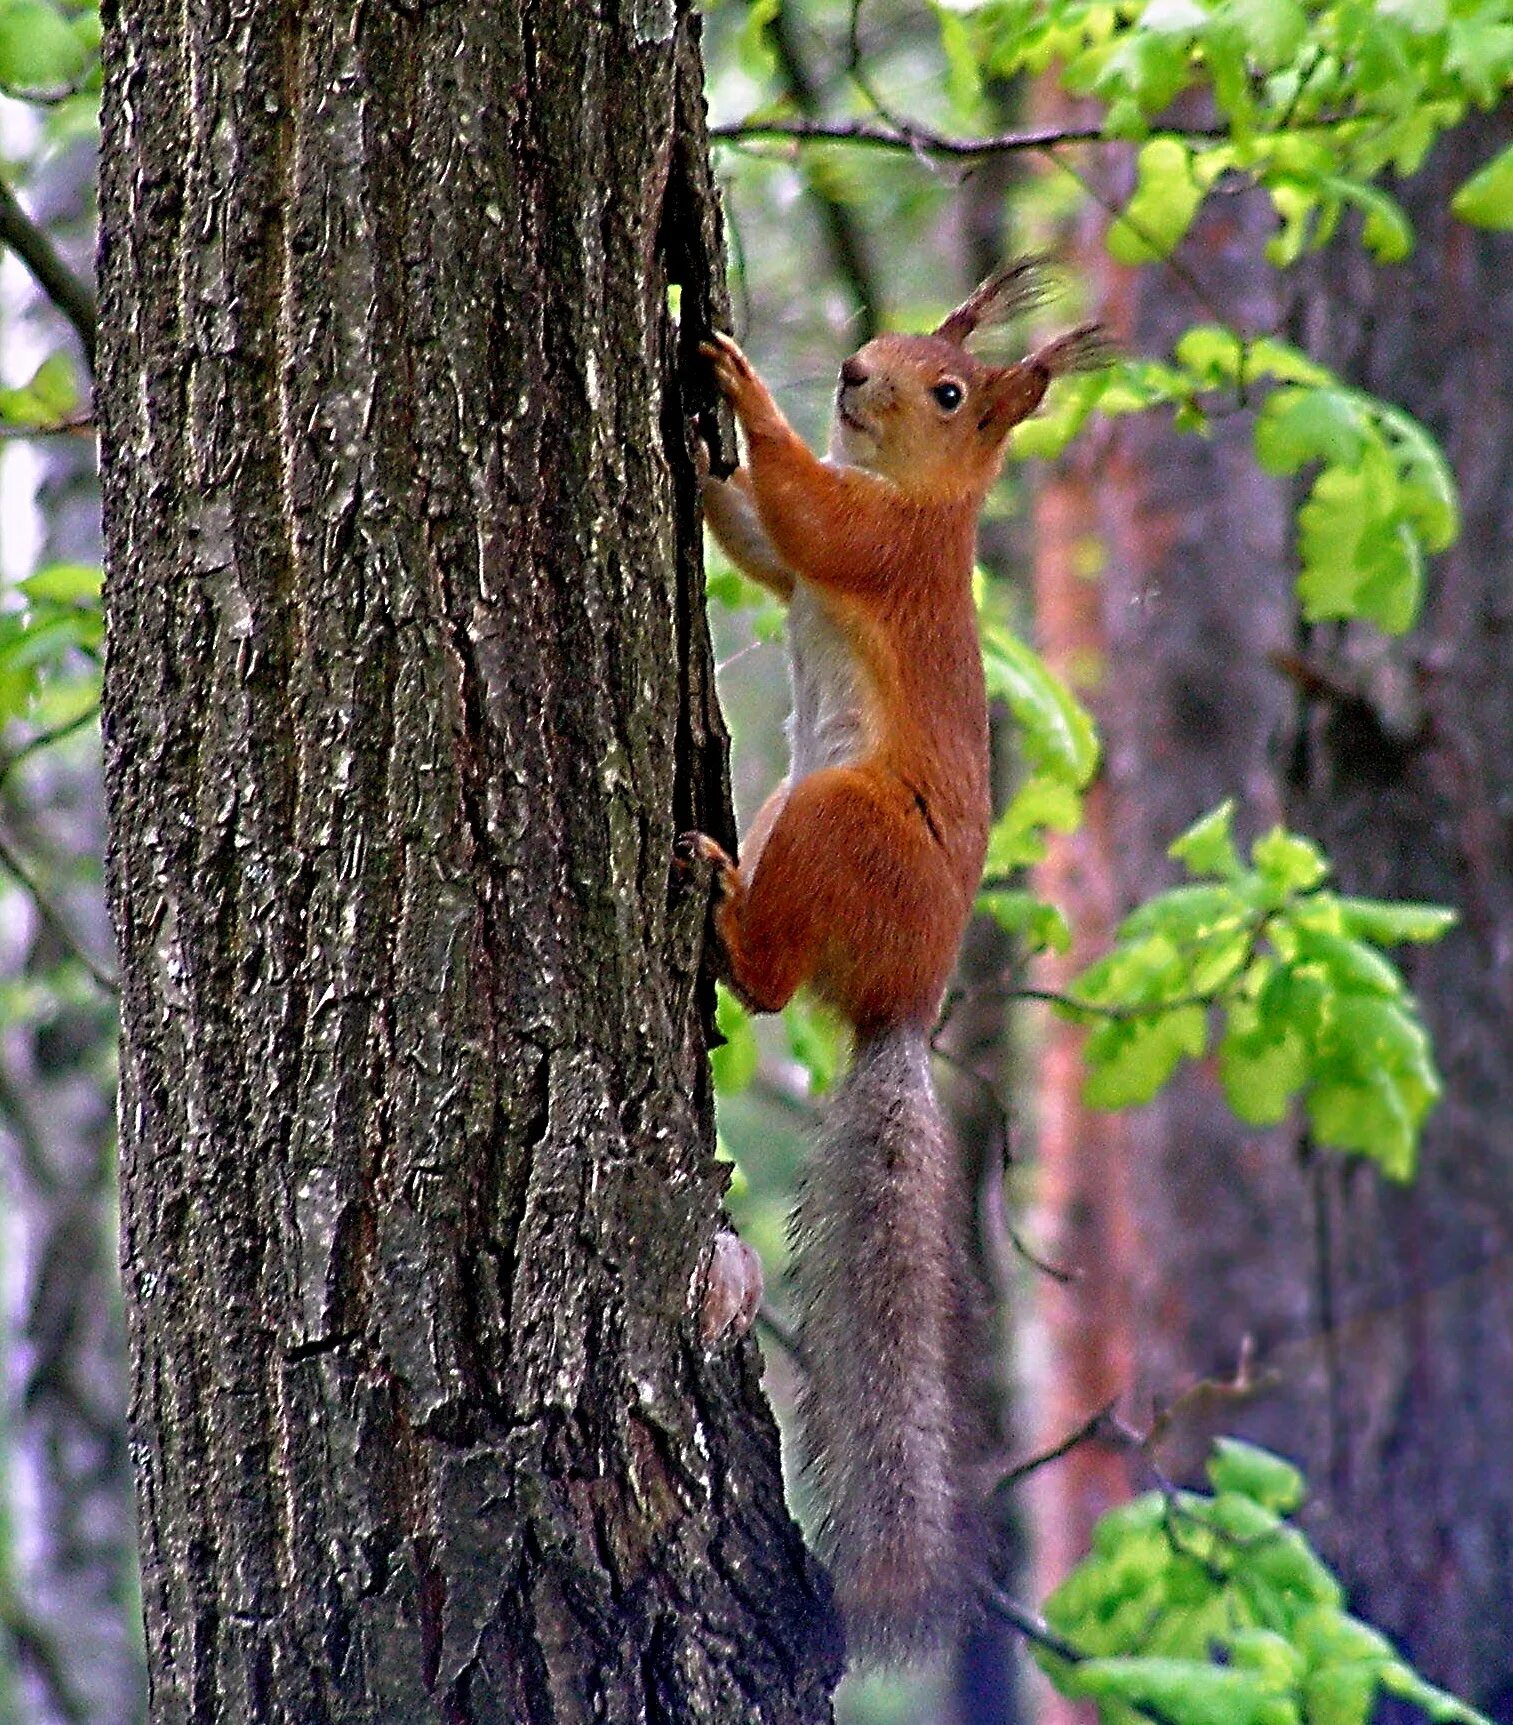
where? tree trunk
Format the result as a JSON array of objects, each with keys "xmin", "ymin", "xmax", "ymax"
[{"xmin": 96, "ymin": 4, "xmax": 838, "ymax": 1721}]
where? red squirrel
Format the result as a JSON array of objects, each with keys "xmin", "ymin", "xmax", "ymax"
[{"xmin": 687, "ymin": 263, "xmax": 1104, "ymax": 1662}]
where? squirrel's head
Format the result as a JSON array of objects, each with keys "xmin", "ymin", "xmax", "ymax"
[{"xmin": 827, "ymin": 260, "xmax": 1108, "ymax": 502}]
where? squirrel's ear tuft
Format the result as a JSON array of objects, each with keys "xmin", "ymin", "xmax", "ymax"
[
  {"xmin": 934, "ymin": 257, "xmax": 1053, "ymax": 349},
  {"xmin": 1030, "ymin": 322, "xmax": 1117, "ymax": 377}
]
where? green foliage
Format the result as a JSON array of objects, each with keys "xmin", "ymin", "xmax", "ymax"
[
  {"xmin": 0, "ymin": 0, "xmax": 92, "ymax": 94},
  {"xmin": 1066, "ymin": 802, "xmax": 1455, "ymax": 1177},
  {"xmin": 1012, "ymin": 330, "xmax": 1456, "ymax": 634},
  {"xmin": 711, "ymin": 982, "xmax": 760, "ymax": 1093},
  {"xmin": 980, "ymin": 618, "xmax": 1099, "ymax": 873},
  {"xmin": 703, "ymin": 544, "xmax": 788, "ymax": 641},
  {"xmin": 0, "ymin": 562, "xmax": 101, "ymax": 736},
  {"xmin": 0, "ymin": 351, "xmax": 79, "ymax": 429},
  {"xmin": 957, "ymin": 0, "xmax": 1513, "ymax": 259},
  {"xmin": 1037, "ymin": 1438, "xmax": 1492, "ymax": 1725},
  {"xmin": 1452, "ymin": 139, "xmax": 1513, "ymax": 227}
]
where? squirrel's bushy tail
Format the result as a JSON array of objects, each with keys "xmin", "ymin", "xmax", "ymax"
[{"xmin": 790, "ymin": 1024, "xmax": 985, "ymax": 1663}]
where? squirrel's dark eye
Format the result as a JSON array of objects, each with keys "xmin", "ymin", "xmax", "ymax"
[{"xmin": 932, "ymin": 379, "xmax": 965, "ymax": 413}]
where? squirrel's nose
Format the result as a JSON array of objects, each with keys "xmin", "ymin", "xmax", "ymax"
[{"xmin": 839, "ymin": 356, "xmax": 869, "ymax": 390}]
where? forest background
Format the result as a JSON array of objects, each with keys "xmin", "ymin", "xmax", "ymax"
[{"xmin": 0, "ymin": 0, "xmax": 1510, "ymax": 1722}]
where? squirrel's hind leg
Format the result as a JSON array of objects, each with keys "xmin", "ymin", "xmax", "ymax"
[{"xmin": 723, "ymin": 768, "xmax": 958, "ymax": 1030}]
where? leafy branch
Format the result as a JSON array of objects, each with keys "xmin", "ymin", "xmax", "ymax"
[
  {"xmin": 1057, "ymin": 801, "xmax": 1455, "ymax": 1179},
  {"xmin": 975, "ymin": 1381, "xmax": 1492, "ymax": 1725},
  {"xmin": 1029, "ymin": 1436, "xmax": 1492, "ymax": 1725}
]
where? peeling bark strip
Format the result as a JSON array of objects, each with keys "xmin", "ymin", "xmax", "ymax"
[{"xmin": 97, "ymin": 4, "xmax": 838, "ymax": 1721}]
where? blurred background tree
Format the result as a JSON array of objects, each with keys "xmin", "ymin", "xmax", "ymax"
[{"xmin": 1, "ymin": 0, "xmax": 1511, "ymax": 1720}]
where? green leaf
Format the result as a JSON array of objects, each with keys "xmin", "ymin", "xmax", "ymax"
[
  {"xmin": 931, "ymin": 1, "xmax": 983, "ymax": 112},
  {"xmin": 987, "ymin": 774, "xmax": 1084, "ymax": 871},
  {"xmin": 734, "ymin": 0, "xmax": 780, "ymax": 79},
  {"xmin": 1333, "ymin": 896, "xmax": 1457, "ymax": 944},
  {"xmin": 1175, "ymin": 323, "xmax": 1245, "ymax": 385},
  {"xmin": 1220, "ymin": 1008, "xmax": 1307, "ymax": 1124},
  {"xmin": 1169, "ymin": 800, "xmax": 1243, "ymax": 880},
  {"xmin": 1253, "ymin": 826, "xmax": 1329, "ymax": 894},
  {"xmin": 1109, "ymin": 136, "xmax": 1205, "ymax": 262},
  {"xmin": 21, "ymin": 562, "xmax": 100, "ymax": 605},
  {"xmin": 1084, "ymin": 1003, "xmax": 1209, "ymax": 1108},
  {"xmin": 1255, "ymin": 387, "xmax": 1367, "ymax": 473},
  {"xmin": 1121, "ymin": 883, "xmax": 1246, "ymax": 943},
  {"xmin": 1219, "ymin": 0, "xmax": 1307, "ymax": 66},
  {"xmin": 981, "ymin": 624, "xmax": 1099, "ymax": 785},
  {"xmin": 1303, "ymin": 1663, "xmax": 1379, "ymax": 1725},
  {"xmin": 1008, "ymin": 369, "xmax": 1110, "ymax": 458},
  {"xmin": 1295, "ymin": 462, "xmax": 1424, "ymax": 633},
  {"xmin": 1288, "ymin": 925, "xmax": 1403, "ymax": 995},
  {"xmin": 783, "ymin": 997, "xmax": 844, "ymax": 1095},
  {"xmin": 976, "ymin": 888, "xmax": 1072, "ymax": 954},
  {"xmin": 710, "ymin": 985, "xmax": 758, "ymax": 1094},
  {"xmin": 0, "ymin": 350, "xmax": 80, "ymax": 426},
  {"xmin": 1061, "ymin": 1656, "xmax": 1289, "ymax": 1725},
  {"xmin": 0, "ymin": 0, "xmax": 88, "ymax": 89},
  {"xmin": 1336, "ymin": 179, "xmax": 1415, "ymax": 262},
  {"xmin": 1306, "ymin": 1066, "xmax": 1416, "ymax": 1178},
  {"xmin": 1207, "ymin": 1438, "xmax": 1304, "ymax": 1513},
  {"xmin": 1141, "ymin": 0, "xmax": 1209, "ymax": 33},
  {"xmin": 1227, "ymin": 1627, "xmax": 1305, "ymax": 1690},
  {"xmin": 1378, "ymin": 1662, "xmax": 1494, "ymax": 1723}
]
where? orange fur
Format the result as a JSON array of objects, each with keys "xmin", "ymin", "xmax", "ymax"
[{"xmin": 698, "ymin": 289, "xmax": 1100, "ymax": 1035}]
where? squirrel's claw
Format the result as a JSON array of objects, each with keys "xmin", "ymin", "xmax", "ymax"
[
  {"xmin": 675, "ymin": 830, "xmax": 734, "ymax": 872},
  {"xmin": 700, "ymin": 331, "xmax": 756, "ymax": 404}
]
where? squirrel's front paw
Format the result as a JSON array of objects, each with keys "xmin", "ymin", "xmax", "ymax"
[
  {"xmin": 699, "ymin": 331, "xmax": 778, "ymax": 431},
  {"xmin": 699, "ymin": 330, "xmax": 755, "ymax": 400}
]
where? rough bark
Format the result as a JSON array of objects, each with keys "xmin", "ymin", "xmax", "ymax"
[
  {"xmin": 1031, "ymin": 117, "xmax": 1513, "ymax": 1721},
  {"xmin": 97, "ymin": 3, "xmax": 838, "ymax": 1721}
]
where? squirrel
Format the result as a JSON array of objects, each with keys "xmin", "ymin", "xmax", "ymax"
[{"xmin": 685, "ymin": 261, "xmax": 1105, "ymax": 1663}]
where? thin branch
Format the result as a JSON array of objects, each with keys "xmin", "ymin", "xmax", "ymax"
[
  {"xmin": 755, "ymin": 1301, "xmax": 806, "ymax": 1367},
  {"xmin": 929, "ymin": 1038, "xmax": 1081, "ymax": 1283},
  {"xmin": 0, "ymin": 175, "xmax": 97, "ymax": 371},
  {"xmin": 707, "ymin": 112, "xmax": 1315, "ymax": 160},
  {"xmin": 0, "ymin": 414, "xmax": 95, "ymax": 441},
  {"xmin": 981, "ymin": 1585, "xmax": 1086, "ymax": 1665},
  {"xmin": 1005, "ymin": 982, "xmax": 1217, "ymax": 1023},
  {"xmin": 1040, "ymin": 143, "xmax": 1233, "ymax": 331},
  {"xmin": 0, "ymin": 827, "xmax": 117, "ymax": 993},
  {"xmin": 984, "ymin": 1590, "xmax": 1184, "ymax": 1725},
  {"xmin": 0, "ymin": 705, "xmax": 99, "ymax": 794},
  {"xmin": 2, "ymin": 1592, "xmax": 91, "ymax": 1725},
  {"xmin": 712, "ymin": 114, "xmax": 1117, "ymax": 158},
  {"xmin": 989, "ymin": 1398, "xmax": 1121, "ymax": 1496},
  {"xmin": 772, "ymin": 0, "xmax": 882, "ymax": 339}
]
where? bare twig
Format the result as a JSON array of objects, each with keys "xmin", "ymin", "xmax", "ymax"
[
  {"xmin": 772, "ymin": 1, "xmax": 883, "ymax": 339},
  {"xmin": 989, "ymin": 1398, "xmax": 1121, "ymax": 1496},
  {"xmin": 0, "ymin": 414, "xmax": 95, "ymax": 441},
  {"xmin": 928, "ymin": 1039, "xmax": 1082, "ymax": 1283},
  {"xmin": 0, "ymin": 174, "xmax": 97, "ymax": 371},
  {"xmin": 0, "ymin": 827, "xmax": 117, "ymax": 993},
  {"xmin": 755, "ymin": 1300, "xmax": 806, "ymax": 1367},
  {"xmin": 0, "ymin": 706, "xmax": 99, "ymax": 794},
  {"xmin": 708, "ymin": 113, "xmax": 1342, "ymax": 161},
  {"xmin": 981, "ymin": 1584, "xmax": 1086, "ymax": 1664}
]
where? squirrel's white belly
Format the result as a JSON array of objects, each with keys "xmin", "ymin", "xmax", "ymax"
[{"xmin": 786, "ymin": 580, "xmax": 868, "ymax": 783}]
